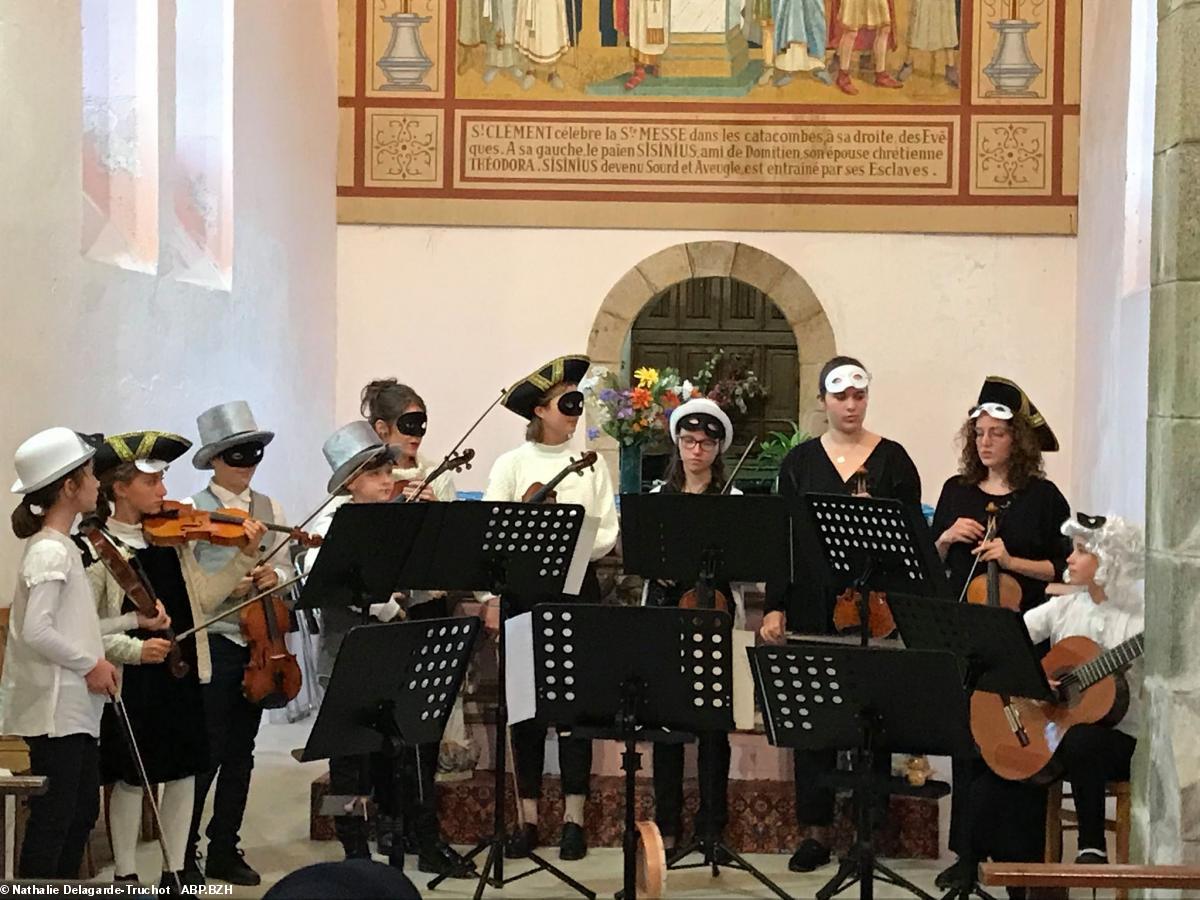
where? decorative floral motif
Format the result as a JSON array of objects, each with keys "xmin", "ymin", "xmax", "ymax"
[
  {"xmin": 976, "ymin": 121, "xmax": 1047, "ymax": 191},
  {"xmin": 372, "ymin": 114, "xmax": 438, "ymax": 181}
]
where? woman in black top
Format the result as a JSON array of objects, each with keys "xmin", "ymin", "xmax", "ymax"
[
  {"xmin": 759, "ymin": 356, "xmax": 922, "ymax": 873},
  {"xmin": 643, "ymin": 398, "xmax": 742, "ymax": 856},
  {"xmin": 931, "ymin": 376, "xmax": 1069, "ymax": 891}
]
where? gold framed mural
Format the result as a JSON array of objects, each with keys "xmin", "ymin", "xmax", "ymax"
[{"xmin": 337, "ymin": 0, "xmax": 1080, "ymax": 234}]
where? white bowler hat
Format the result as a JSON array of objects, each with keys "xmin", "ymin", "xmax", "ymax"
[
  {"xmin": 322, "ymin": 421, "xmax": 401, "ymax": 494},
  {"xmin": 193, "ymin": 401, "xmax": 275, "ymax": 469},
  {"xmin": 669, "ymin": 398, "xmax": 734, "ymax": 453},
  {"xmin": 11, "ymin": 428, "xmax": 96, "ymax": 494}
]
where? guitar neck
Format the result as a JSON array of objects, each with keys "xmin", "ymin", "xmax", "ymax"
[{"xmin": 1074, "ymin": 633, "xmax": 1145, "ymax": 691}]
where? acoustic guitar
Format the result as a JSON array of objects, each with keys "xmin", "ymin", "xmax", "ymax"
[{"xmin": 970, "ymin": 632, "xmax": 1144, "ymax": 783}]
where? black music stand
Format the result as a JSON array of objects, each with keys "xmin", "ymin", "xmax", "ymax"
[
  {"xmin": 793, "ymin": 493, "xmax": 949, "ymax": 900},
  {"xmin": 750, "ymin": 643, "xmax": 971, "ymax": 900},
  {"xmin": 887, "ymin": 595, "xmax": 1055, "ymax": 900},
  {"xmin": 523, "ymin": 604, "xmax": 785, "ymax": 900},
  {"xmin": 298, "ymin": 500, "xmax": 595, "ymax": 899},
  {"xmin": 302, "ymin": 617, "xmax": 480, "ymax": 871},
  {"xmin": 621, "ymin": 493, "xmax": 792, "ymax": 896}
]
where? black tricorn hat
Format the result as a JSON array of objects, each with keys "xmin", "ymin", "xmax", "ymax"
[
  {"xmin": 972, "ymin": 376, "xmax": 1059, "ymax": 452},
  {"xmin": 502, "ymin": 355, "xmax": 591, "ymax": 420},
  {"xmin": 94, "ymin": 431, "xmax": 193, "ymax": 477}
]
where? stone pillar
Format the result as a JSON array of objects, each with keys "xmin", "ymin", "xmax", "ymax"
[{"xmin": 1134, "ymin": 0, "xmax": 1200, "ymax": 867}]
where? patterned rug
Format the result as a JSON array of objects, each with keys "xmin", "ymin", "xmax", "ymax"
[{"xmin": 310, "ymin": 770, "xmax": 939, "ymax": 857}]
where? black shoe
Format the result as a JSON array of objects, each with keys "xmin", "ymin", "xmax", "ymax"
[
  {"xmin": 559, "ymin": 822, "xmax": 588, "ymax": 861},
  {"xmin": 157, "ymin": 871, "xmax": 185, "ymax": 895},
  {"xmin": 418, "ymin": 839, "xmax": 477, "ymax": 878},
  {"xmin": 1075, "ymin": 848, "xmax": 1108, "ymax": 864},
  {"xmin": 936, "ymin": 856, "xmax": 976, "ymax": 890},
  {"xmin": 788, "ymin": 838, "xmax": 831, "ymax": 872},
  {"xmin": 205, "ymin": 846, "xmax": 262, "ymax": 886},
  {"xmin": 505, "ymin": 823, "xmax": 539, "ymax": 859}
]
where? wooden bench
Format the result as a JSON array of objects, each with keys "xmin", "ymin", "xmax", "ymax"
[{"xmin": 981, "ymin": 862, "xmax": 1200, "ymax": 895}]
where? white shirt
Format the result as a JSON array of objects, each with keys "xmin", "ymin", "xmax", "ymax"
[
  {"xmin": 0, "ymin": 530, "xmax": 107, "ymax": 738},
  {"xmin": 483, "ymin": 441, "xmax": 619, "ymax": 561},
  {"xmin": 1023, "ymin": 588, "xmax": 1145, "ymax": 737}
]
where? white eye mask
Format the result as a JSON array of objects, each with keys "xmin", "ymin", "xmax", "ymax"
[
  {"xmin": 824, "ymin": 364, "xmax": 871, "ymax": 394},
  {"xmin": 970, "ymin": 402, "xmax": 1014, "ymax": 421}
]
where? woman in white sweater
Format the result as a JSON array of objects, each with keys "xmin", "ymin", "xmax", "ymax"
[{"xmin": 484, "ymin": 355, "xmax": 618, "ymax": 863}]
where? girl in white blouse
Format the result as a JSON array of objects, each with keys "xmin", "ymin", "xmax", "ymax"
[{"xmin": 0, "ymin": 428, "xmax": 118, "ymax": 879}]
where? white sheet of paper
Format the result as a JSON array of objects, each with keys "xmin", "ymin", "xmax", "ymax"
[
  {"xmin": 732, "ymin": 630, "xmax": 755, "ymax": 732},
  {"xmin": 505, "ymin": 612, "xmax": 537, "ymax": 724},
  {"xmin": 563, "ymin": 514, "xmax": 599, "ymax": 596}
]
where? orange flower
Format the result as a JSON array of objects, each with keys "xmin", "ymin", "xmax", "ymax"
[
  {"xmin": 661, "ymin": 392, "xmax": 681, "ymax": 410},
  {"xmin": 631, "ymin": 387, "xmax": 652, "ymax": 410}
]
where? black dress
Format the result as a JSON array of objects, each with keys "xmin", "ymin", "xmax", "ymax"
[
  {"xmin": 930, "ymin": 476, "xmax": 1070, "ymax": 611},
  {"xmin": 931, "ymin": 475, "xmax": 1069, "ymax": 862},
  {"xmin": 100, "ymin": 545, "xmax": 210, "ymax": 785},
  {"xmin": 766, "ymin": 436, "xmax": 922, "ymax": 830}
]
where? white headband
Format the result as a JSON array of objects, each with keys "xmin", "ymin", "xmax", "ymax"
[
  {"xmin": 824, "ymin": 364, "xmax": 871, "ymax": 394},
  {"xmin": 970, "ymin": 402, "xmax": 1014, "ymax": 421}
]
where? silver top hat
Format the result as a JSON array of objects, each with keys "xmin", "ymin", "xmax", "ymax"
[
  {"xmin": 322, "ymin": 421, "xmax": 399, "ymax": 495},
  {"xmin": 193, "ymin": 401, "xmax": 275, "ymax": 470},
  {"xmin": 11, "ymin": 428, "xmax": 96, "ymax": 494}
]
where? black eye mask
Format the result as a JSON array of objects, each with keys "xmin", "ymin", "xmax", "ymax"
[
  {"xmin": 679, "ymin": 414, "xmax": 725, "ymax": 442},
  {"xmin": 219, "ymin": 442, "xmax": 265, "ymax": 468},
  {"xmin": 557, "ymin": 391, "xmax": 584, "ymax": 417},
  {"xmin": 396, "ymin": 411, "xmax": 428, "ymax": 437}
]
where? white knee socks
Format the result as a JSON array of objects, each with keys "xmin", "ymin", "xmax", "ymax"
[{"xmin": 109, "ymin": 778, "xmax": 196, "ymax": 877}]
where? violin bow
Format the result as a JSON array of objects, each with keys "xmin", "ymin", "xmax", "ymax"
[
  {"xmin": 720, "ymin": 438, "xmax": 757, "ymax": 494},
  {"xmin": 399, "ymin": 388, "xmax": 504, "ymax": 503},
  {"xmin": 954, "ymin": 502, "xmax": 1007, "ymax": 604},
  {"xmin": 107, "ymin": 689, "xmax": 182, "ymax": 892}
]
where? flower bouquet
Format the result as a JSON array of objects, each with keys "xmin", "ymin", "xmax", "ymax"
[{"xmin": 581, "ymin": 365, "xmax": 700, "ymax": 448}]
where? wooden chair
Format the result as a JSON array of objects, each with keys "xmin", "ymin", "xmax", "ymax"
[{"xmin": 1044, "ymin": 779, "xmax": 1131, "ymax": 900}]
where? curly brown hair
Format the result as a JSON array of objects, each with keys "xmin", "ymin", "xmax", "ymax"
[{"xmin": 956, "ymin": 412, "xmax": 1046, "ymax": 490}]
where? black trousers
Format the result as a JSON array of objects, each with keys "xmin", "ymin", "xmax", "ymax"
[
  {"xmin": 400, "ymin": 596, "xmax": 453, "ymax": 842},
  {"xmin": 652, "ymin": 732, "xmax": 730, "ymax": 839},
  {"xmin": 1056, "ymin": 725, "xmax": 1135, "ymax": 851},
  {"xmin": 792, "ymin": 748, "xmax": 891, "ymax": 828},
  {"xmin": 189, "ymin": 635, "xmax": 263, "ymax": 858},
  {"xmin": 21, "ymin": 734, "xmax": 100, "ymax": 879}
]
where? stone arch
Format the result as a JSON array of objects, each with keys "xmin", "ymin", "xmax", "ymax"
[{"xmin": 586, "ymin": 241, "xmax": 836, "ymax": 469}]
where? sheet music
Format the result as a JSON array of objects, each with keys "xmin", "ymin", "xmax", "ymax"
[
  {"xmin": 563, "ymin": 515, "xmax": 599, "ymax": 596},
  {"xmin": 505, "ymin": 612, "xmax": 537, "ymax": 723},
  {"xmin": 732, "ymin": 630, "xmax": 755, "ymax": 731}
]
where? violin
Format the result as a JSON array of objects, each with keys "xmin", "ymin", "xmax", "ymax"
[
  {"xmin": 522, "ymin": 451, "xmax": 598, "ymax": 504},
  {"xmin": 389, "ymin": 448, "xmax": 475, "ymax": 502},
  {"xmin": 143, "ymin": 500, "xmax": 322, "ymax": 549},
  {"xmin": 239, "ymin": 587, "xmax": 301, "ymax": 709},
  {"xmin": 965, "ymin": 502, "xmax": 1022, "ymax": 611},
  {"xmin": 832, "ymin": 468, "xmax": 897, "ymax": 638},
  {"xmin": 79, "ymin": 523, "xmax": 190, "ymax": 679}
]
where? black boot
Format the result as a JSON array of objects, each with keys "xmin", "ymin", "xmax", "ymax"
[
  {"xmin": 559, "ymin": 822, "xmax": 588, "ymax": 861},
  {"xmin": 205, "ymin": 846, "xmax": 261, "ymax": 886},
  {"xmin": 505, "ymin": 823, "xmax": 539, "ymax": 859}
]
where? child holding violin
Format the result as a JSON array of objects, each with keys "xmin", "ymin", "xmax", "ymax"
[
  {"xmin": 303, "ymin": 421, "xmax": 474, "ymax": 878},
  {"xmin": 0, "ymin": 428, "xmax": 120, "ymax": 879},
  {"xmin": 930, "ymin": 376, "xmax": 1069, "ymax": 892},
  {"xmin": 482, "ymin": 354, "xmax": 619, "ymax": 863},
  {"xmin": 185, "ymin": 401, "xmax": 292, "ymax": 886},
  {"xmin": 84, "ymin": 431, "xmax": 266, "ymax": 890},
  {"xmin": 641, "ymin": 398, "xmax": 744, "ymax": 856},
  {"xmin": 758, "ymin": 356, "xmax": 922, "ymax": 874}
]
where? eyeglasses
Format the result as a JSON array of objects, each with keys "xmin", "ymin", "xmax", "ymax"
[{"xmin": 679, "ymin": 436, "xmax": 718, "ymax": 452}]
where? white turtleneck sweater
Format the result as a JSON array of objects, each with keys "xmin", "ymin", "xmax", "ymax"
[{"xmin": 483, "ymin": 441, "xmax": 618, "ymax": 560}]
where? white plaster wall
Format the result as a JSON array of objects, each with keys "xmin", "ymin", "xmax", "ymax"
[
  {"xmin": 1069, "ymin": 0, "xmax": 1154, "ymax": 523},
  {"xmin": 0, "ymin": 0, "xmax": 338, "ymax": 582},
  {"xmin": 337, "ymin": 226, "xmax": 1077, "ymax": 506}
]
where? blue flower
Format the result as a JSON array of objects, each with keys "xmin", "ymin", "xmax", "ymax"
[
  {"xmin": 587, "ymin": 427, "xmax": 600, "ymax": 440},
  {"xmin": 599, "ymin": 388, "xmax": 619, "ymax": 403}
]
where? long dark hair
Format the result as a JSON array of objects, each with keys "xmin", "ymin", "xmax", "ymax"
[
  {"xmin": 661, "ymin": 437, "xmax": 727, "ymax": 494},
  {"xmin": 11, "ymin": 464, "xmax": 90, "ymax": 539},
  {"xmin": 817, "ymin": 355, "xmax": 868, "ymax": 398},
  {"xmin": 81, "ymin": 461, "xmax": 141, "ymax": 529},
  {"xmin": 360, "ymin": 379, "xmax": 426, "ymax": 428},
  {"xmin": 956, "ymin": 412, "xmax": 1046, "ymax": 491}
]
